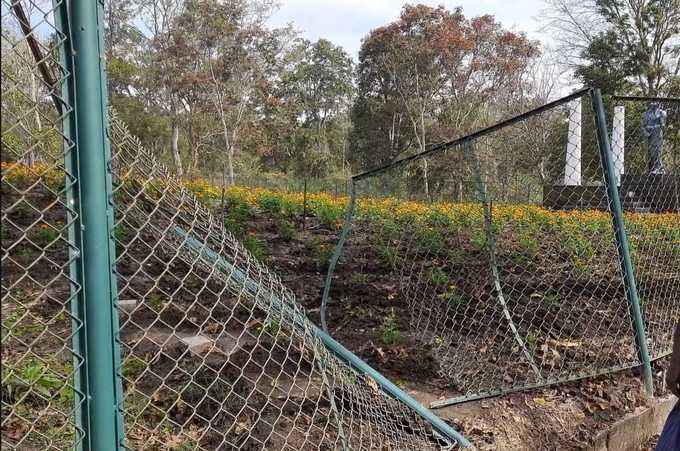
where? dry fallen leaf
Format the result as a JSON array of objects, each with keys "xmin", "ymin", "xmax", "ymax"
[{"xmin": 533, "ymin": 397, "xmax": 546, "ymax": 407}]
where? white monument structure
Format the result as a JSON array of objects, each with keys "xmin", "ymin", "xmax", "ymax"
[
  {"xmin": 563, "ymin": 101, "xmax": 626, "ymax": 186},
  {"xmin": 612, "ymin": 105, "xmax": 625, "ymax": 185},
  {"xmin": 564, "ymin": 99, "xmax": 582, "ymax": 186}
]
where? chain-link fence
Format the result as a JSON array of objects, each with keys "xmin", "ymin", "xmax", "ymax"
[
  {"xmin": 1, "ymin": 0, "xmax": 84, "ymax": 449},
  {"xmin": 109, "ymin": 112, "xmax": 470, "ymax": 449},
  {"xmin": 322, "ymin": 89, "xmax": 679, "ymax": 407},
  {"xmin": 1, "ymin": 2, "xmax": 470, "ymax": 449},
  {"xmin": 610, "ymin": 96, "xmax": 680, "ymax": 362}
]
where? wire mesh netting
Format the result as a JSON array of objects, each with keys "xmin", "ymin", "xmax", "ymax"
[
  {"xmin": 611, "ymin": 97, "xmax": 680, "ymax": 361},
  {"xmin": 323, "ymin": 91, "xmax": 679, "ymax": 405},
  {"xmin": 1, "ymin": 2, "xmax": 468, "ymax": 449},
  {"xmin": 1, "ymin": 1, "xmax": 84, "ymax": 449},
  {"xmin": 109, "ymin": 113, "xmax": 462, "ymax": 450}
]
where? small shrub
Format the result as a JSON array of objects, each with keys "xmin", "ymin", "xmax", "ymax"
[
  {"xmin": 437, "ymin": 286, "xmax": 466, "ymax": 307},
  {"xmin": 376, "ymin": 243, "xmax": 398, "ymax": 267},
  {"xmin": 532, "ymin": 290, "xmax": 560, "ymax": 306},
  {"xmin": 349, "ymin": 272, "xmax": 369, "ymax": 285},
  {"xmin": 122, "ymin": 357, "xmax": 147, "ymax": 380},
  {"xmin": 243, "ymin": 235, "xmax": 266, "ymax": 261},
  {"xmin": 223, "ymin": 196, "xmax": 252, "ymax": 237},
  {"xmin": 114, "ymin": 223, "xmax": 130, "ymax": 243},
  {"xmin": 147, "ymin": 292, "xmax": 164, "ymax": 311},
  {"xmin": 518, "ymin": 232, "xmax": 539, "ymax": 258},
  {"xmin": 257, "ymin": 319, "xmax": 284, "ymax": 350},
  {"xmin": 275, "ymin": 219, "xmax": 296, "ymax": 241},
  {"xmin": 2, "ymin": 358, "xmax": 72, "ymax": 407},
  {"xmin": 381, "ymin": 308, "xmax": 400, "ymax": 346},
  {"xmin": 314, "ymin": 203, "xmax": 343, "ymax": 230},
  {"xmin": 309, "ymin": 237, "xmax": 334, "ymax": 271},
  {"xmin": 380, "ymin": 219, "xmax": 401, "ymax": 243},
  {"xmin": 35, "ymin": 223, "xmax": 60, "ymax": 245},
  {"xmin": 415, "ymin": 228, "xmax": 444, "ymax": 254},
  {"xmin": 256, "ymin": 193, "xmax": 283, "ymax": 216},
  {"xmin": 469, "ymin": 229, "xmax": 487, "ymax": 250},
  {"xmin": 428, "ymin": 267, "xmax": 448, "ymax": 287}
]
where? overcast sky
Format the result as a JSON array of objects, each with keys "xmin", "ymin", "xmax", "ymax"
[{"xmin": 268, "ymin": 0, "xmax": 550, "ymax": 59}]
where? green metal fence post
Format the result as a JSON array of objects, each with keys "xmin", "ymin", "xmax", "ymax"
[
  {"xmin": 53, "ymin": 1, "xmax": 89, "ymax": 448},
  {"xmin": 71, "ymin": 0, "xmax": 125, "ymax": 448},
  {"xmin": 591, "ymin": 89, "xmax": 654, "ymax": 397}
]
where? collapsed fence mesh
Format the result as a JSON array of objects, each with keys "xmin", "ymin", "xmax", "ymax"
[
  {"xmin": 322, "ymin": 91, "xmax": 680, "ymax": 406},
  {"xmin": 109, "ymin": 113, "xmax": 459, "ymax": 450},
  {"xmin": 1, "ymin": 3, "xmax": 467, "ymax": 449}
]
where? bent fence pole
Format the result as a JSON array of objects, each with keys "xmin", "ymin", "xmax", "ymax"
[
  {"xmin": 173, "ymin": 228, "xmax": 473, "ymax": 449},
  {"xmin": 591, "ymin": 89, "xmax": 654, "ymax": 397}
]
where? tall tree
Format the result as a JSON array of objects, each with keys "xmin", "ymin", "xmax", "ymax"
[
  {"xmin": 352, "ymin": 4, "xmax": 539, "ymax": 197},
  {"xmin": 541, "ymin": 0, "xmax": 680, "ymax": 95},
  {"xmin": 284, "ymin": 38, "xmax": 354, "ymax": 181}
]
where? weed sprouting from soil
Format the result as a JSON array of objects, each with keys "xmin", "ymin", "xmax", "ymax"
[{"xmin": 381, "ymin": 308, "xmax": 400, "ymax": 346}]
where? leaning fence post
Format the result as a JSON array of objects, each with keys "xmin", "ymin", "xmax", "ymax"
[
  {"xmin": 591, "ymin": 89, "xmax": 654, "ymax": 397},
  {"xmin": 71, "ymin": 0, "xmax": 125, "ymax": 448}
]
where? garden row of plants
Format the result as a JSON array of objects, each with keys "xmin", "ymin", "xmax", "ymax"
[{"xmin": 3, "ymin": 162, "xmax": 678, "ymax": 267}]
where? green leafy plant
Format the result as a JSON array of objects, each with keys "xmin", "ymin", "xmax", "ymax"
[
  {"xmin": 147, "ymin": 292, "xmax": 164, "ymax": 311},
  {"xmin": 114, "ymin": 223, "xmax": 130, "ymax": 243},
  {"xmin": 2, "ymin": 303, "xmax": 46, "ymax": 339},
  {"xmin": 381, "ymin": 308, "xmax": 400, "ymax": 346},
  {"xmin": 428, "ymin": 266, "xmax": 448, "ymax": 287},
  {"xmin": 257, "ymin": 319, "xmax": 284, "ymax": 350},
  {"xmin": 376, "ymin": 243, "xmax": 398, "ymax": 267},
  {"xmin": 2, "ymin": 358, "xmax": 72, "ymax": 407},
  {"xmin": 415, "ymin": 227, "xmax": 443, "ymax": 254},
  {"xmin": 223, "ymin": 196, "xmax": 252, "ymax": 237},
  {"xmin": 275, "ymin": 219, "xmax": 296, "ymax": 241},
  {"xmin": 35, "ymin": 223, "xmax": 60, "ymax": 245},
  {"xmin": 256, "ymin": 193, "xmax": 283, "ymax": 216},
  {"xmin": 470, "ymin": 229, "xmax": 487, "ymax": 251},
  {"xmin": 349, "ymin": 272, "xmax": 370, "ymax": 285},
  {"xmin": 243, "ymin": 235, "xmax": 266, "ymax": 261},
  {"xmin": 122, "ymin": 357, "xmax": 147, "ymax": 379},
  {"xmin": 309, "ymin": 237, "xmax": 334, "ymax": 271},
  {"xmin": 314, "ymin": 203, "xmax": 343, "ymax": 230},
  {"xmin": 531, "ymin": 290, "xmax": 560, "ymax": 306},
  {"xmin": 437, "ymin": 286, "xmax": 466, "ymax": 306}
]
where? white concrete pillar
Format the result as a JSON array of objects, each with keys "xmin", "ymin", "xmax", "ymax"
[
  {"xmin": 564, "ymin": 98, "xmax": 582, "ymax": 186},
  {"xmin": 612, "ymin": 105, "xmax": 625, "ymax": 185}
]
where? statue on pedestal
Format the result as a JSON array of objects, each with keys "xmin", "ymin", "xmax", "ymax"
[{"xmin": 641, "ymin": 102, "xmax": 667, "ymax": 174}]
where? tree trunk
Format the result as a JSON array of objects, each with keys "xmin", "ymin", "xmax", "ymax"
[
  {"xmin": 29, "ymin": 72, "xmax": 41, "ymax": 167},
  {"xmin": 190, "ymin": 145, "xmax": 199, "ymax": 178},
  {"xmin": 226, "ymin": 145, "xmax": 235, "ymax": 186},
  {"xmin": 171, "ymin": 122, "xmax": 183, "ymax": 178},
  {"xmin": 219, "ymin": 116, "xmax": 236, "ymax": 186},
  {"xmin": 422, "ymin": 158, "xmax": 430, "ymax": 201}
]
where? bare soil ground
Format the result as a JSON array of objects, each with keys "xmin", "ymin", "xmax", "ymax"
[
  {"xmin": 243, "ymin": 207, "xmax": 673, "ymax": 450},
  {"xmin": 1, "ymin": 185, "xmax": 673, "ymax": 450}
]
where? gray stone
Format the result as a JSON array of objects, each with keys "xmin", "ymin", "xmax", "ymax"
[
  {"xmin": 180, "ymin": 334, "xmax": 213, "ymax": 354},
  {"xmin": 118, "ymin": 299, "xmax": 137, "ymax": 313}
]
